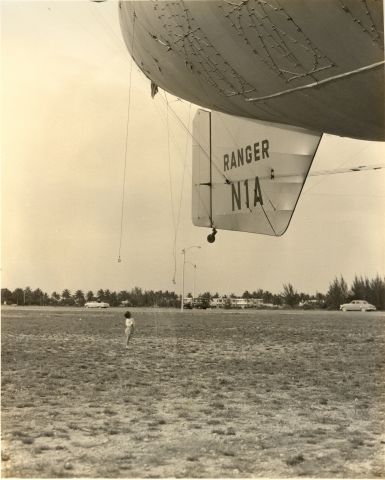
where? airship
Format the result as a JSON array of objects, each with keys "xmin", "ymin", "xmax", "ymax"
[{"xmin": 118, "ymin": 0, "xmax": 384, "ymax": 239}]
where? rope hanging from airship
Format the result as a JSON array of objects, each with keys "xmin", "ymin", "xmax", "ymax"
[
  {"xmin": 163, "ymin": 91, "xmax": 181, "ymax": 285},
  {"xmin": 171, "ymin": 101, "xmax": 192, "ymax": 282},
  {"xmin": 117, "ymin": 10, "xmax": 136, "ymax": 263},
  {"xmin": 156, "ymin": 95, "xmax": 232, "ymax": 242},
  {"xmin": 150, "ymin": 92, "xmax": 219, "ymax": 242},
  {"xmin": 147, "ymin": 90, "xmax": 199, "ymax": 279},
  {"xmin": 163, "ymin": 99, "xmax": 219, "ymax": 244}
]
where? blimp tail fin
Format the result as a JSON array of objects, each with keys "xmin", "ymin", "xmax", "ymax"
[{"xmin": 192, "ymin": 110, "xmax": 322, "ymax": 237}]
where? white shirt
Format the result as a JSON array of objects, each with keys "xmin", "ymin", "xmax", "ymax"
[{"xmin": 125, "ymin": 318, "xmax": 134, "ymax": 328}]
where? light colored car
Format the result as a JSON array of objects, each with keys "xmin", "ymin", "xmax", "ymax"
[
  {"xmin": 340, "ymin": 300, "xmax": 376, "ymax": 312},
  {"xmin": 85, "ymin": 301, "xmax": 110, "ymax": 308}
]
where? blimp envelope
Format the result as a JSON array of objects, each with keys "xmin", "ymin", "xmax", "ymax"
[{"xmin": 192, "ymin": 110, "xmax": 322, "ymax": 236}]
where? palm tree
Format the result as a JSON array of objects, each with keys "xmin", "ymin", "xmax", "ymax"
[
  {"xmin": 86, "ymin": 291, "xmax": 94, "ymax": 302},
  {"xmin": 61, "ymin": 289, "xmax": 72, "ymax": 306},
  {"xmin": 12, "ymin": 288, "xmax": 24, "ymax": 305},
  {"xmin": 74, "ymin": 290, "xmax": 85, "ymax": 306},
  {"xmin": 326, "ymin": 276, "xmax": 349, "ymax": 309},
  {"xmin": 51, "ymin": 291, "xmax": 61, "ymax": 304},
  {"xmin": 282, "ymin": 283, "xmax": 299, "ymax": 307}
]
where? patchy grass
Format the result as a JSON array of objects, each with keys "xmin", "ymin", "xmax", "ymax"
[{"xmin": 1, "ymin": 306, "xmax": 385, "ymax": 478}]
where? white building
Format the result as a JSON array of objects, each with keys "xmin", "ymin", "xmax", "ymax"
[{"xmin": 210, "ymin": 297, "xmax": 263, "ymax": 309}]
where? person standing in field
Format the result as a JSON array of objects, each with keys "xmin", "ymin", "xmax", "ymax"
[{"xmin": 124, "ymin": 311, "xmax": 135, "ymax": 349}]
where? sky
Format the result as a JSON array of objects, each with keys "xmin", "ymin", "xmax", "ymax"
[{"xmin": 1, "ymin": 0, "xmax": 385, "ymax": 298}]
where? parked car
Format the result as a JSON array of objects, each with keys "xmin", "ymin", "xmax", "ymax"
[
  {"xmin": 193, "ymin": 298, "xmax": 209, "ymax": 309},
  {"xmin": 85, "ymin": 301, "xmax": 110, "ymax": 308},
  {"xmin": 340, "ymin": 300, "xmax": 376, "ymax": 312}
]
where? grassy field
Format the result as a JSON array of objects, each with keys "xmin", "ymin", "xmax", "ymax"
[{"xmin": 1, "ymin": 306, "xmax": 385, "ymax": 478}]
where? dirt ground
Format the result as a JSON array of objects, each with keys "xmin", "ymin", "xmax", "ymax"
[{"xmin": 1, "ymin": 306, "xmax": 385, "ymax": 478}]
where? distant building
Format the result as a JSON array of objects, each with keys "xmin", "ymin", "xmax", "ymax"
[
  {"xmin": 84, "ymin": 301, "xmax": 109, "ymax": 308},
  {"xmin": 210, "ymin": 297, "xmax": 263, "ymax": 309},
  {"xmin": 210, "ymin": 297, "xmax": 226, "ymax": 308}
]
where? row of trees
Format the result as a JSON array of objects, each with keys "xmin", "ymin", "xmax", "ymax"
[
  {"xmin": 1, "ymin": 287, "xmax": 180, "ymax": 308},
  {"xmin": 2, "ymin": 275, "xmax": 385, "ymax": 310},
  {"xmin": 325, "ymin": 275, "xmax": 385, "ymax": 310}
]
